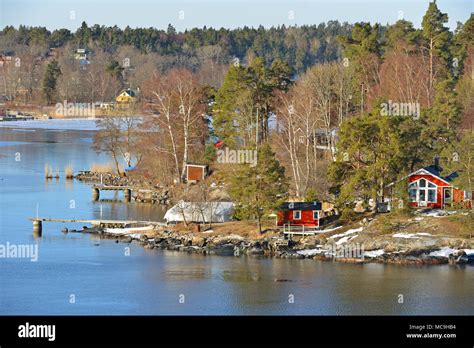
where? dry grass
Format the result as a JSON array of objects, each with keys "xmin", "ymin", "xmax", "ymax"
[
  {"xmin": 65, "ymin": 164, "xmax": 74, "ymax": 179},
  {"xmin": 44, "ymin": 163, "xmax": 53, "ymax": 178},
  {"xmin": 91, "ymin": 162, "xmax": 115, "ymax": 173},
  {"xmin": 171, "ymin": 219, "xmax": 279, "ymax": 239},
  {"xmin": 365, "ymin": 212, "xmax": 473, "ymax": 239}
]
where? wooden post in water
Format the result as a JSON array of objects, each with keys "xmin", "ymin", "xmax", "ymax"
[
  {"xmin": 33, "ymin": 220, "xmax": 42, "ymax": 237},
  {"xmin": 92, "ymin": 187, "xmax": 100, "ymax": 201},
  {"xmin": 124, "ymin": 188, "xmax": 131, "ymax": 202}
]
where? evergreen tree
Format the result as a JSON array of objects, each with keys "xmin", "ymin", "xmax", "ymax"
[
  {"xmin": 328, "ymin": 104, "xmax": 417, "ymax": 214},
  {"xmin": 213, "ymin": 57, "xmax": 292, "ymax": 146},
  {"xmin": 106, "ymin": 60, "xmax": 125, "ymax": 84},
  {"xmin": 42, "ymin": 60, "xmax": 61, "ymax": 104},
  {"xmin": 441, "ymin": 131, "xmax": 474, "ymax": 209},
  {"xmin": 421, "ymin": 1, "xmax": 452, "ymax": 90},
  {"xmin": 213, "ymin": 64, "xmax": 248, "ymax": 148},
  {"xmin": 452, "ymin": 14, "xmax": 474, "ymax": 76},
  {"xmin": 75, "ymin": 21, "xmax": 91, "ymax": 47},
  {"xmin": 228, "ymin": 144, "xmax": 288, "ymax": 233}
]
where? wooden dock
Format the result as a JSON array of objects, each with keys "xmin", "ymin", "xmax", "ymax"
[
  {"xmin": 29, "ymin": 217, "xmax": 167, "ymax": 236},
  {"xmin": 92, "ymin": 184, "xmax": 132, "ymax": 190},
  {"xmin": 91, "ymin": 184, "xmax": 132, "ymax": 201}
]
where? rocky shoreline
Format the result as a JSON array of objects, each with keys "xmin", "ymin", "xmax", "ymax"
[
  {"xmin": 83, "ymin": 225, "xmax": 474, "ymax": 266},
  {"xmin": 72, "ymin": 171, "xmax": 473, "ymax": 266}
]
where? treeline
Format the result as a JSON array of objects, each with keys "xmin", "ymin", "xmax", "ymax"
[
  {"xmin": 1, "ymin": 21, "xmax": 352, "ymax": 72},
  {"xmin": 91, "ymin": 3, "xmax": 473, "ymax": 224},
  {"xmin": 205, "ymin": 3, "xmax": 473, "ymax": 219}
]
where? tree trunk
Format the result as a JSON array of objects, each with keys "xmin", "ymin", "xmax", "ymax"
[
  {"xmin": 112, "ymin": 152, "xmax": 121, "ymax": 176},
  {"xmin": 256, "ymin": 213, "xmax": 262, "ymax": 234}
]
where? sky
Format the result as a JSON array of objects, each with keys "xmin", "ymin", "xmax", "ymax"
[{"xmin": 0, "ymin": 0, "xmax": 472, "ymax": 31}]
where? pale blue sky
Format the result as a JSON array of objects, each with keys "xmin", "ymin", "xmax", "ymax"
[{"xmin": 0, "ymin": 0, "xmax": 472, "ymax": 31}]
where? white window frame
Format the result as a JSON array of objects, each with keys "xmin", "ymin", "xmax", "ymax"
[
  {"xmin": 313, "ymin": 210, "xmax": 319, "ymax": 220},
  {"xmin": 409, "ymin": 178, "xmax": 438, "ymax": 203},
  {"xmin": 293, "ymin": 210, "xmax": 301, "ymax": 220}
]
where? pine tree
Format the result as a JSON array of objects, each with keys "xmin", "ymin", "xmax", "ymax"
[
  {"xmin": 441, "ymin": 131, "xmax": 474, "ymax": 209},
  {"xmin": 42, "ymin": 60, "xmax": 61, "ymax": 104},
  {"xmin": 328, "ymin": 104, "xmax": 419, "ymax": 215},
  {"xmin": 106, "ymin": 60, "xmax": 124, "ymax": 83},
  {"xmin": 228, "ymin": 144, "xmax": 288, "ymax": 233},
  {"xmin": 213, "ymin": 57, "xmax": 292, "ymax": 147},
  {"xmin": 452, "ymin": 14, "xmax": 474, "ymax": 76},
  {"xmin": 212, "ymin": 65, "xmax": 248, "ymax": 148},
  {"xmin": 421, "ymin": 1, "xmax": 452, "ymax": 95}
]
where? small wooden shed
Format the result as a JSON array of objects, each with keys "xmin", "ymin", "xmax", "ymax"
[{"xmin": 185, "ymin": 163, "xmax": 209, "ymax": 183}]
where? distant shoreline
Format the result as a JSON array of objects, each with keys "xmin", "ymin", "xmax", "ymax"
[{"xmin": 0, "ymin": 118, "xmax": 98, "ymax": 131}]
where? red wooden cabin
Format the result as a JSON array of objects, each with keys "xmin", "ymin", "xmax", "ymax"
[
  {"xmin": 407, "ymin": 159, "xmax": 472, "ymax": 209},
  {"xmin": 277, "ymin": 202, "xmax": 322, "ymax": 228}
]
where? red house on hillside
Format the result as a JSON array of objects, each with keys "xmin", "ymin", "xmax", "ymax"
[
  {"xmin": 405, "ymin": 159, "xmax": 472, "ymax": 209},
  {"xmin": 277, "ymin": 201, "xmax": 323, "ymax": 228}
]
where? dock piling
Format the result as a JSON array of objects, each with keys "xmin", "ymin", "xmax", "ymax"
[
  {"xmin": 124, "ymin": 189, "xmax": 131, "ymax": 202},
  {"xmin": 92, "ymin": 188, "xmax": 100, "ymax": 201},
  {"xmin": 32, "ymin": 220, "xmax": 42, "ymax": 237}
]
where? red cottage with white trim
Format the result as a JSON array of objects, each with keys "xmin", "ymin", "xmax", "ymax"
[
  {"xmin": 277, "ymin": 202, "xmax": 322, "ymax": 228},
  {"xmin": 407, "ymin": 160, "xmax": 472, "ymax": 209}
]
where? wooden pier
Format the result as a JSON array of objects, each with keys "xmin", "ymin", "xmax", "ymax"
[
  {"xmin": 29, "ymin": 217, "xmax": 166, "ymax": 236},
  {"xmin": 92, "ymin": 184, "xmax": 132, "ymax": 201}
]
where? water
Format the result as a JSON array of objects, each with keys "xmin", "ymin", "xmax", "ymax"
[{"xmin": 0, "ymin": 124, "xmax": 473, "ymax": 315}]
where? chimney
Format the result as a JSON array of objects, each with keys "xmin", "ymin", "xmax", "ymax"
[{"xmin": 434, "ymin": 156, "xmax": 440, "ymax": 171}]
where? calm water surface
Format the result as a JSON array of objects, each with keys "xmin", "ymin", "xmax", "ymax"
[{"xmin": 0, "ymin": 124, "xmax": 473, "ymax": 315}]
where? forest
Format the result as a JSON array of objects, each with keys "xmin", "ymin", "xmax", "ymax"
[{"xmin": 1, "ymin": 1, "xmax": 473, "ymax": 222}]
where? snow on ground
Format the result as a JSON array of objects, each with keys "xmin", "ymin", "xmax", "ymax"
[
  {"xmin": 335, "ymin": 234, "xmax": 358, "ymax": 245},
  {"xmin": 104, "ymin": 225, "xmax": 154, "ymax": 236},
  {"xmin": 296, "ymin": 248, "xmax": 327, "ymax": 256},
  {"xmin": 463, "ymin": 249, "xmax": 474, "ymax": 256},
  {"xmin": 363, "ymin": 249, "xmax": 385, "ymax": 258},
  {"xmin": 0, "ymin": 118, "xmax": 98, "ymax": 131},
  {"xmin": 319, "ymin": 226, "xmax": 343, "ymax": 233},
  {"xmin": 418, "ymin": 209, "xmax": 461, "ymax": 217},
  {"xmin": 428, "ymin": 247, "xmax": 458, "ymax": 258},
  {"xmin": 328, "ymin": 227, "xmax": 363, "ymax": 240},
  {"xmin": 392, "ymin": 232, "xmax": 432, "ymax": 239}
]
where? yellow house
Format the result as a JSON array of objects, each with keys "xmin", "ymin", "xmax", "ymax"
[{"xmin": 115, "ymin": 89, "xmax": 137, "ymax": 104}]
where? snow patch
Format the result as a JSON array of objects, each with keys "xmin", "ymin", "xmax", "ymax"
[
  {"xmin": 0, "ymin": 118, "xmax": 98, "ymax": 131},
  {"xmin": 419, "ymin": 209, "xmax": 461, "ymax": 217},
  {"xmin": 328, "ymin": 227, "xmax": 363, "ymax": 240},
  {"xmin": 392, "ymin": 232, "xmax": 432, "ymax": 239},
  {"xmin": 296, "ymin": 248, "xmax": 326, "ymax": 256},
  {"xmin": 320, "ymin": 226, "xmax": 343, "ymax": 233},
  {"xmin": 463, "ymin": 249, "xmax": 474, "ymax": 256},
  {"xmin": 428, "ymin": 247, "xmax": 458, "ymax": 258},
  {"xmin": 363, "ymin": 249, "xmax": 385, "ymax": 258}
]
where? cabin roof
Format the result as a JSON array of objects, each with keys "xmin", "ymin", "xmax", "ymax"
[
  {"xmin": 387, "ymin": 163, "xmax": 459, "ymax": 187},
  {"xmin": 186, "ymin": 163, "xmax": 208, "ymax": 168},
  {"xmin": 280, "ymin": 202, "xmax": 322, "ymax": 211},
  {"xmin": 119, "ymin": 88, "xmax": 137, "ymax": 97},
  {"xmin": 411, "ymin": 165, "xmax": 458, "ymax": 184}
]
